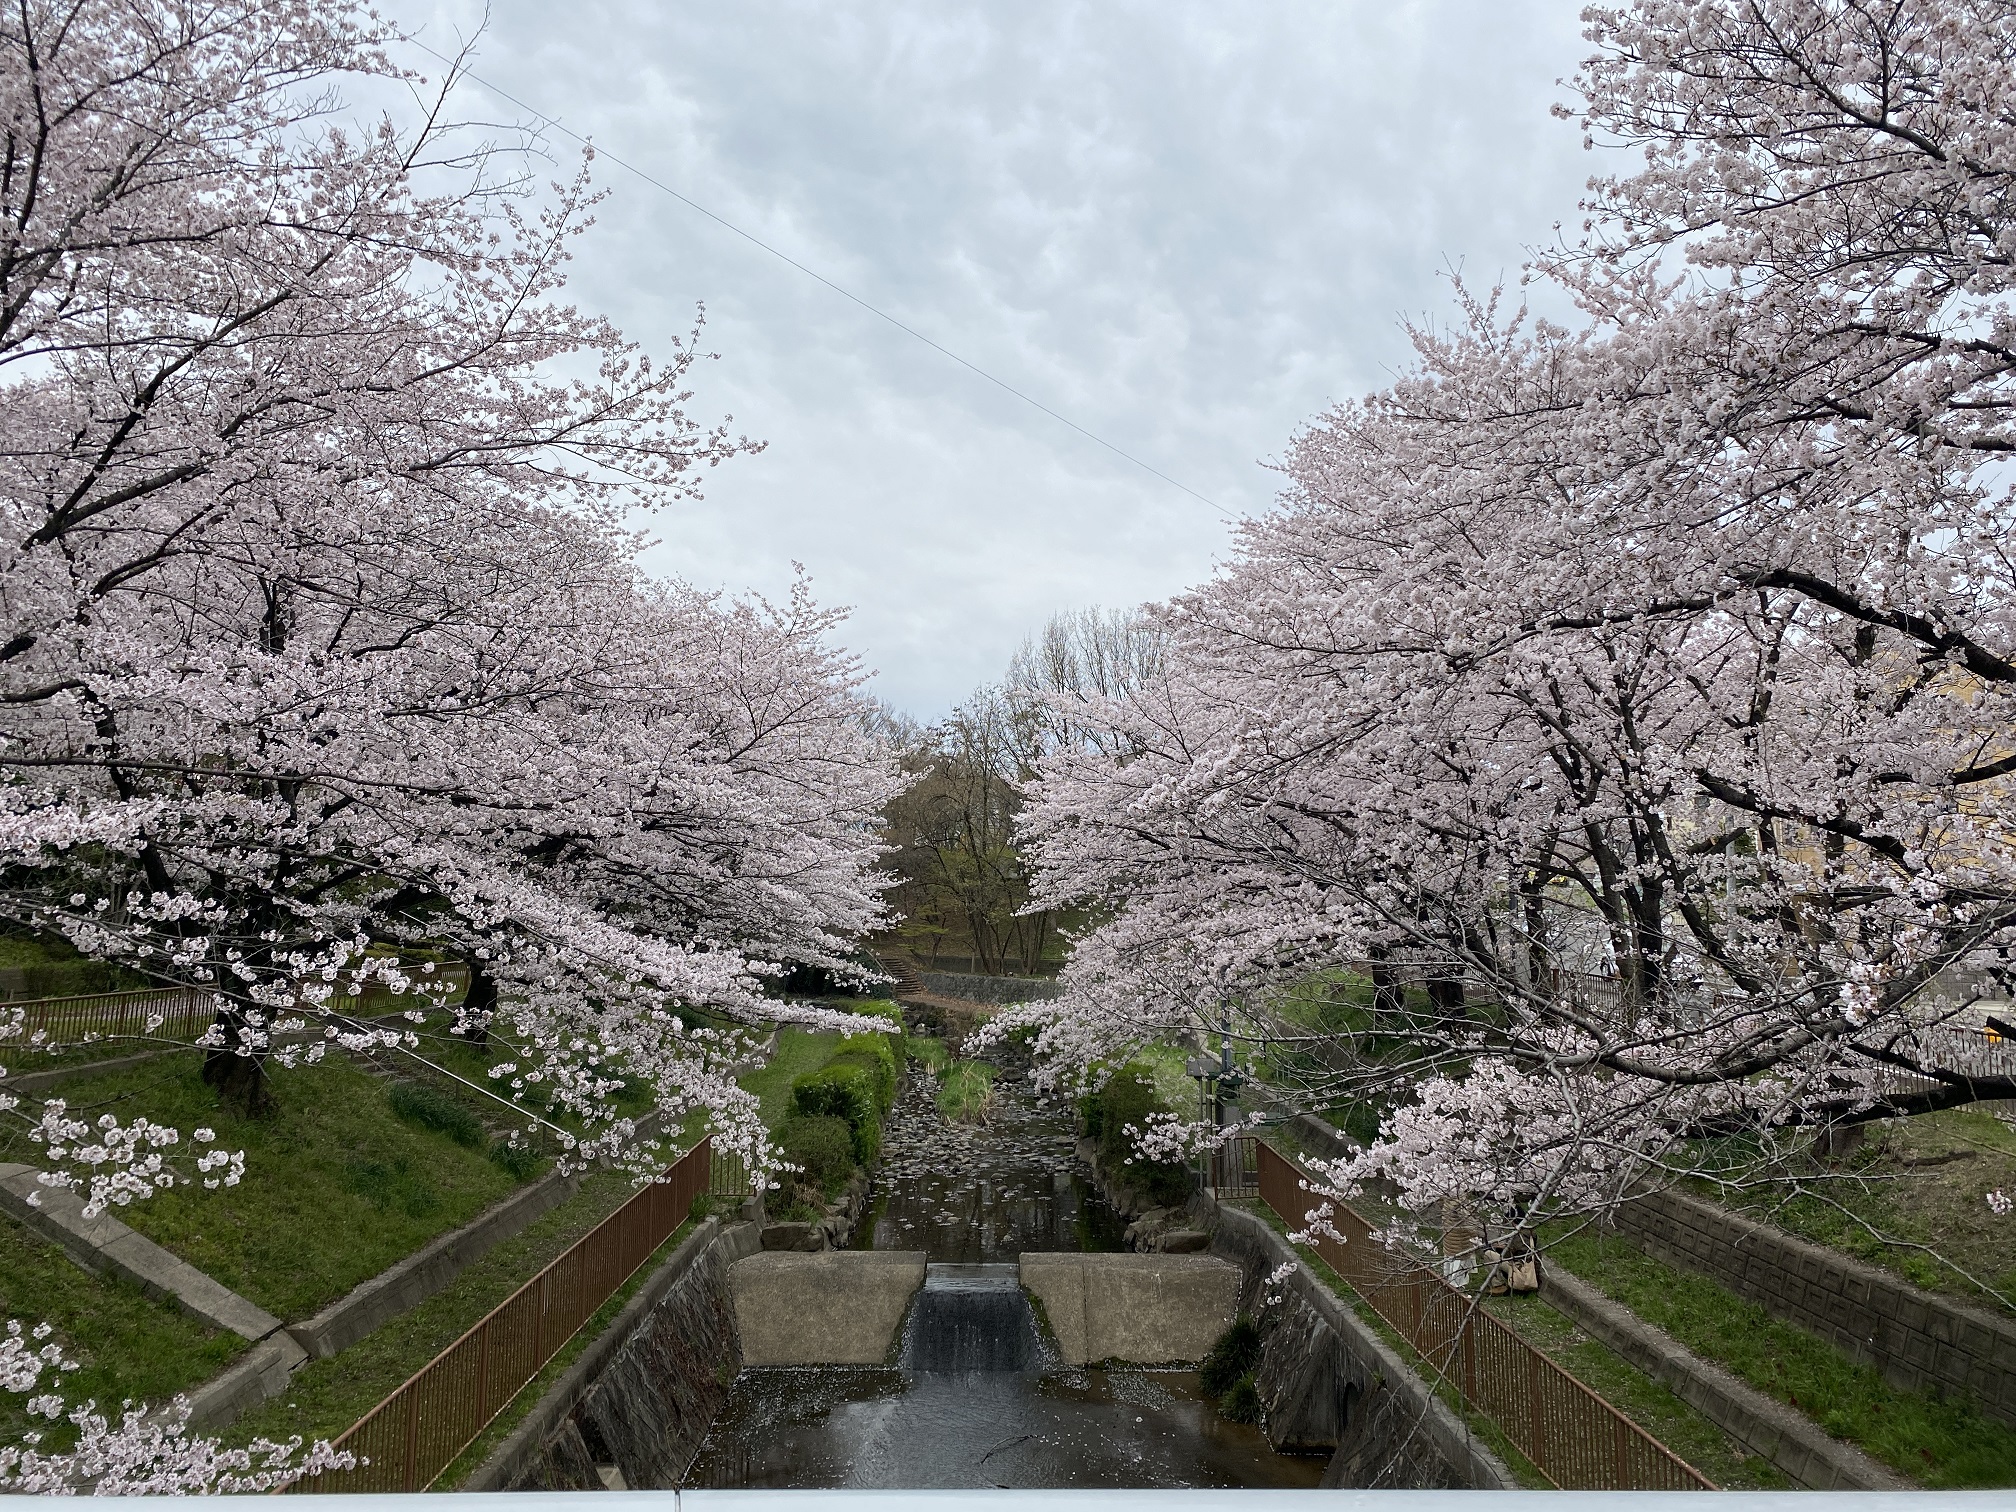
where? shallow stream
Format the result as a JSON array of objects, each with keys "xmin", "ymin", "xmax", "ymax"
[{"xmin": 685, "ymin": 1061, "xmax": 1326, "ymax": 1489}]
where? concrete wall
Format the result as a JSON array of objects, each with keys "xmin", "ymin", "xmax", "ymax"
[
  {"xmin": 1205, "ymin": 1201, "xmax": 1515, "ymax": 1490},
  {"xmin": 1019, "ymin": 1252, "xmax": 1237, "ymax": 1365},
  {"xmin": 730, "ymin": 1250, "xmax": 927, "ymax": 1365},
  {"xmin": 1543, "ymin": 1266, "xmax": 1905, "ymax": 1490},
  {"xmin": 1616, "ymin": 1184, "xmax": 2016, "ymax": 1428},
  {"xmin": 290, "ymin": 1166, "xmax": 579, "ymax": 1359},
  {"xmin": 471, "ymin": 1218, "xmax": 760, "ymax": 1491},
  {"xmin": 916, "ymin": 971, "xmax": 1062, "ymax": 1005}
]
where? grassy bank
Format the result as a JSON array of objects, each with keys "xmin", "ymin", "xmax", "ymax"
[
  {"xmin": 0, "ymin": 1214, "xmax": 246, "ymax": 1451},
  {"xmin": 1479, "ymin": 1290, "xmax": 1788, "ymax": 1488},
  {"xmin": 1707, "ymin": 1109, "xmax": 2016, "ymax": 1313},
  {"xmin": 741, "ymin": 1028, "xmax": 844, "ymax": 1129},
  {"xmin": 0, "ymin": 1054, "xmax": 529, "ymax": 1321},
  {"xmin": 225, "ymin": 1168, "xmax": 690, "ymax": 1455},
  {"xmin": 1549, "ymin": 1228, "xmax": 2016, "ymax": 1487}
]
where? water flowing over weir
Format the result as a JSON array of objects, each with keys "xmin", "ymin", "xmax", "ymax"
[
  {"xmin": 683, "ymin": 1054, "xmax": 1325, "ymax": 1489},
  {"xmin": 904, "ymin": 1265, "xmax": 1041, "ymax": 1373}
]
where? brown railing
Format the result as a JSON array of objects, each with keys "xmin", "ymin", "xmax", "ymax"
[
  {"xmin": 1256, "ymin": 1141, "xmax": 1712, "ymax": 1491},
  {"xmin": 3, "ymin": 986, "xmax": 214, "ymax": 1049},
  {"xmin": 710, "ymin": 1144, "xmax": 751, "ymax": 1200},
  {"xmin": 291, "ymin": 1137, "xmax": 717, "ymax": 1494},
  {"xmin": 1208, "ymin": 1134, "xmax": 1260, "ymax": 1197}
]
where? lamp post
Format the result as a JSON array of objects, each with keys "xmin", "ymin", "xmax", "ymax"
[
  {"xmin": 1217, "ymin": 1000, "xmax": 1242, "ymax": 1125},
  {"xmin": 1188, "ymin": 1000, "xmax": 1244, "ymax": 1193}
]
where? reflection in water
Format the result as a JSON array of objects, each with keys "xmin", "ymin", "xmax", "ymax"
[
  {"xmin": 859, "ymin": 1074, "xmax": 1127, "ymax": 1259},
  {"xmin": 687, "ymin": 1366, "xmax": 1324, "ymax": 1489},
  {"xmin": 689, "ymin": 1051, "xmax": 1323, "ymax": 1489}
]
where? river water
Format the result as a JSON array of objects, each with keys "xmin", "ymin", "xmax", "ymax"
[{"xmin": 684, "ymin": 1064, "xmax": 1326, "ymax": 1489}]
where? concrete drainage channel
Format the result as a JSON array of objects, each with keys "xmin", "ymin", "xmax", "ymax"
[{"xmin": 485, "ymin": 1232, "xmax": 1504, "ymax": 1492}]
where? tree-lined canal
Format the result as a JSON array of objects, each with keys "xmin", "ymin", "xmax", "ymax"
[{"xmin": 687, "ymin": 1062, "xmax": 1325, "ymax": 1488}]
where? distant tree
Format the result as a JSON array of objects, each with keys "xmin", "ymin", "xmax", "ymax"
[
  {"xmin": 876, "ymin": 608, "xmax": 1158, "ymax": 974},
  {"xmin": 1004, "ymin": 606, "xmax": 1165, "ymax": 761},
  {"xmin": 881, "ymin": 688, "xmax": 1050, "ymax": 973}
]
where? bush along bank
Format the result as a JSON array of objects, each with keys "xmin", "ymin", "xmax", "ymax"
[
  {"xmin": 759, "ymin": 1011, "xmax": 902, "ymax": 1252},
  {"xmin": 1077, "ymin": 1060, "xmax": 1206, "ymax": 1251},
  {"xmin": 903, "ymin": 1033, "xmax": 998, "ymax": 1123},
  {"xmin": 1200, "ymin": 1315, "xmax": 1264, "ymax": 1423}
]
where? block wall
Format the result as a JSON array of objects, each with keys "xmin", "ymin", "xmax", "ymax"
[{"xmin": 1615, "ymin": 1186, "xmax": 2016, "ymax": 1427}]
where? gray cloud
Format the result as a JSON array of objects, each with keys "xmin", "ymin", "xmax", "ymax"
[{"xmin": 408, "ymin": 0, "xmax": 1592, "ymax": 714}]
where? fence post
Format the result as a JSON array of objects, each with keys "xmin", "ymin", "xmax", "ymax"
[
  {"xmin": 402, "ymin": 1381, "xmax": 421, "ymax": 1493},
  {"xmin": 1614, "ymin": 1409, "xmax": 1629, "ymax": 1489},
  {"xmin": 476, "ymin": 1318, "xmax": 490, "ymax": 1423},
  {"xmin": 1461, "ymin": 1317, "xmax": 1476, "ymax": 1406},
  {"xmin": 1527, "ymin": 1345, "xmax": 1546, "ymax": 1476}
]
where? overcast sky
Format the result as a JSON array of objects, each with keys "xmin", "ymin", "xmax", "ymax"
[{"xmin": 403, "ymin": 1, "xmax": 1593, "ymax": 717}]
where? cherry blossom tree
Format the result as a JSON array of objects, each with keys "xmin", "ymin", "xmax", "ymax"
[
  {"xmin": 0, "ymin": 0, "xmax": 903, "ymax": 1194},
  {"xmin": 1008, "ymin": 0, "xmax": 2016, "ymax": 1251}
]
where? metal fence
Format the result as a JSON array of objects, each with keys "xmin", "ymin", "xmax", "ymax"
[
  {"xmin": 710, "ymin": 1144, "xmax": 751, "ymax": 1200},
  {"xmin": 1255, "ymin": 1141, "xmax": 1712, "ymax": 1491},
  {"xmin": 1208, "ymin": 1135, "xmax": 1260, "ymax": 1198},
  {"xmin": 291, "ymin": 1137, "xmax": 718, "ymax": 1494},
  {"xmin": 2, "ymin": 986, "xmax": 214, "ymax": 1049}
]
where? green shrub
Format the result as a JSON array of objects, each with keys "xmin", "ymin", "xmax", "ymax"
[
  {"xmin": 1326, "ymin": 1100, "xmax": 1383, "ymax": 1146},
  {"xmin": 1079, "ymin": 1088, "xmax": 1105, "ymax": 1140},
  {"xmin": 1091, "ymin": 1065, "xmax": 1193, "ymax": 1208},
  {"xmin": 0, "ymin": 931, "xmax": 152, "ymax": 1001},
  {"xmin": 777, "ymin": 1113, "xmax": 855, "ymax": 1195},
  {"xmin": 388, "ymin": 1082, "xmax": 483, "ymax": 1148},
  {"xmin": 792, "ymin": 1064, "xmax": 882, "ymax": 1163},
  {"xmin": 1200, "ymin": 1314, "xmax": 1263, "ymax": 1397},
  {"xmin": 1219, "ymin": 1373, "xmax": 1262, "ymax": 1423},
  {"xmin": 487, "ymin": 1138, "xmax": 541, "ymax": 1180},
  {"xmin": 829, "ymin": 1028, "xmax": 899, "ymax": 1111}
]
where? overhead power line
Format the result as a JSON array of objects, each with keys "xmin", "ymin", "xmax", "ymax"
[{"xmin": 413, "ymin": 39, "xmax": 1233, "ymax": 519}]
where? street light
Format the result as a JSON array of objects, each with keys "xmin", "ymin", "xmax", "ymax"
[{"xmin": 1187, "ymin": 1002, "xmax": 1245, "ymax": 1191}]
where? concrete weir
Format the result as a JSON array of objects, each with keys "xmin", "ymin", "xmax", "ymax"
[
  {"xmin": 1019, "ymin": 1251, "xmax": 1240, "ymax": 1365},
  {"xmin": 730, "ymin": 1249, "xmax": 927, "ymax": 1365}
]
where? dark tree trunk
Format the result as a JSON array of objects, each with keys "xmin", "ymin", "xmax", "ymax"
[
  {"xmin": 1368, "ymin": 954, "xmax": 1405, "ymax": 1028},
  {"xmin": 458, "ymin": 959, "xmax": 498, "ymax": 1048},
  {"xmin": 201, "ymin": 1001, "xmax": 277, "ymax": 1117},
  {"xmin": 1425, "ymin": 972, "xmax": 1466, "ymax": 1025}
]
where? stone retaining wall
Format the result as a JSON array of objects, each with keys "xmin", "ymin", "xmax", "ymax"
[
  {"xmin": 1204, "ymin": 1200, "xmax": 1515, "ymax": 1489},
  {"xmin": 470, "ymin": 1218, "xmax": 761, "ymax": 1491},
  {"xmin": 1615, "ymin": 1184, "xmax": 2016, "ymax": 1428},
  {"xmin": 916, "ymin": 971, "xmax": 1061, "ymax": 1005}
]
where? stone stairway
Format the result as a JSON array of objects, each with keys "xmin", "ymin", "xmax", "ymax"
[{"xmin": 872, "ymin": 947, "xmax": 926, "ymax": 999}]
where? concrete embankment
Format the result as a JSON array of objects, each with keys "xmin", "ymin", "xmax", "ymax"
[
  {"xmin": 471, "ymin": 1217, "xmax": 761, "ymax": 1491},
  {"xmin": 1019, "ymin": 1252, "xmax": 1237, "ymax": 1365},
  {"xmin": 1203, "ymin": 1197, "xmax": 1516, "ymax": 1490},
  {"xmin": 732, "ymin": 1250, "xmax": 927, "ymax": 1365}
]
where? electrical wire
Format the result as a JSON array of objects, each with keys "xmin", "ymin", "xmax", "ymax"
[{"xmin": 412, "ymin": 39, "xmax": 1234, "ymax": 519}]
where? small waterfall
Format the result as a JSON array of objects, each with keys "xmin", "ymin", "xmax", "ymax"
[{"xmin": 901, "ymin": 1263, "xmax": 1038, "ymax": 1373}]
